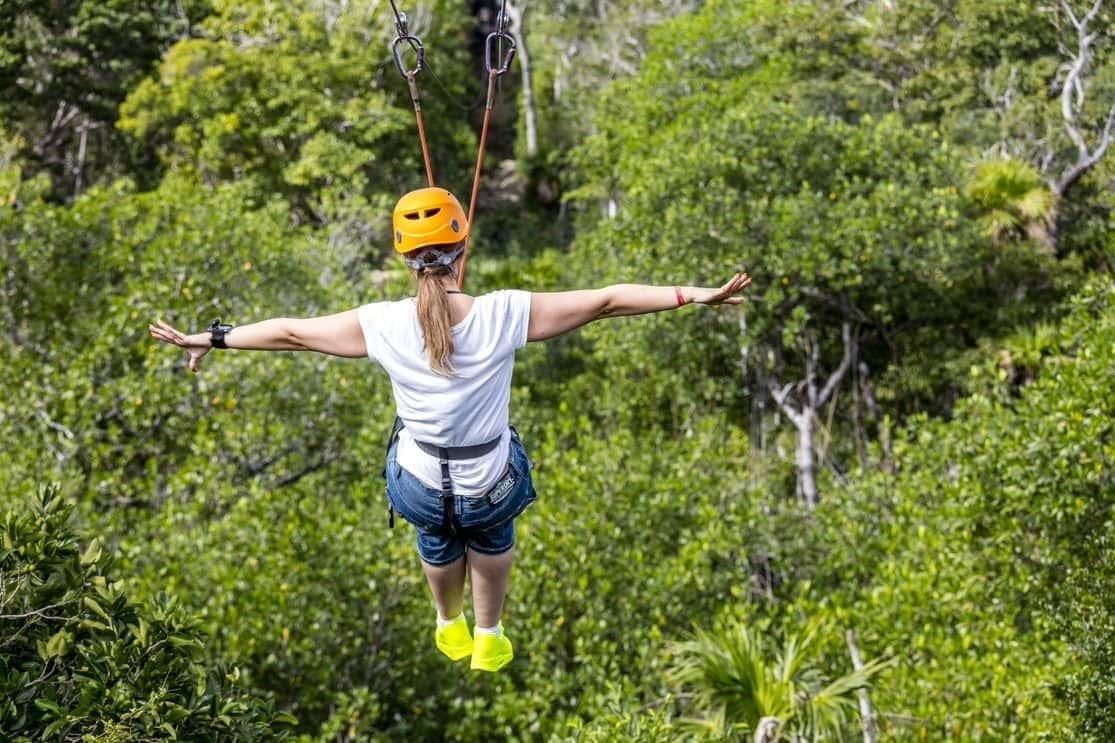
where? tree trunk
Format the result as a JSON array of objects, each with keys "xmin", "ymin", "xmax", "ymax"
[
  {"xmin": 505, "ymin": 2, "xmax": 537, "ymax": 157},
  {"xmin": 768, "ymin": 323, "xmax": 854, "ymax": 508},
  {"xmin": 846, "ymin": 629, "xmax": 878, "ymax": 743},
  {"xmin": 796, "ymin": 414, "xmax": 818, "ymax": 508}
]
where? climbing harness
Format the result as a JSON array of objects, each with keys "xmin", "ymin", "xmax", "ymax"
[
  {"xmin": 414, "ymin": 436, "xmax": 503, "ymax": 534},
  {"xmin": 383, "ymin": 418, "xmax": 504, "ymax": 533},
  {"xmin": 387, "ymin": 0, "xmax": 516, "ymax": 288}
]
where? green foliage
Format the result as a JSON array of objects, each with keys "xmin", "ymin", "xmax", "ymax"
[
  {"xmin": 1053, "ymin": 520, "xmax": 1115, "ymax": 741},
  {"xmin": 118, "ymin": 0, "xmax": 477, "ymax": 227},
  {"xmin": 966, "ymin": 157, "xmax": 1057, "ymax": 249},
  {"xmin": 788, "ymin": 278, "xmax": 1115, "ymax": 739},
  {"xmin": 0, "ymin": 485, "xmax": 290, "ymax": 740},
  {"xmin": 0, "ymin": 0, "xmax": 212, "ymax": 198},
  {"xmin": 669, "ymin": 616, "xmax": 891, "ymax": 741},
  {"xmin": 1, "ymin": 0, "xmax": 1114, "ymax": 740},
  {"xmin": 572, "ymin": 88, "xmax": 997, "ymax": 431}
]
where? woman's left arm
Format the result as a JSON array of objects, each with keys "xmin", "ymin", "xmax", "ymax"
[{"xmin": 149, "ymin": 310, "xmax": 367, "ymax": 373}]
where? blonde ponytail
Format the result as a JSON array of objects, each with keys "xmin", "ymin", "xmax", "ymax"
[{"xmin": 415, "ymin": 265, "xmax": 456, "ymax": 377}]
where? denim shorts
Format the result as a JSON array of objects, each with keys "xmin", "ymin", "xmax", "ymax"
[{"xmin": 386, "ymin": 430, "xmax": 538, "ymax": 566}]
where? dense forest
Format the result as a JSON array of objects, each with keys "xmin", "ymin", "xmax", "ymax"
[{"xmin": 1, "ymin": 0, "xmax": 1113, "ymax": 740}]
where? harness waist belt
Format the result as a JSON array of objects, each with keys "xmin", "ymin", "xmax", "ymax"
[
  {"xmin": 413, "ymin": 434, "xmax": 502, "ymax": 460},
  {"xmin": 412, "ymin": 432, "xmax": 504, "ymax": 535}
]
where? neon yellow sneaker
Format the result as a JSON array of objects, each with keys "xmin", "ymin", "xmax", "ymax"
[
  {"xmin": 435, "ymin": 615, "xmax": 473, "ymax": 661},
  {"xmin": 470, "ymin": 625, "xmax": 513, "ymax": 672}
]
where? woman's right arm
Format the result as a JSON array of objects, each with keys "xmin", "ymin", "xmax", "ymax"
[
  {"xmin": 526, "ymin": 273, "xmax": 750, "ymax": 342},
  {"xmin": 149, "ymin": 310, "xmax": 367, "ymax": 373}
]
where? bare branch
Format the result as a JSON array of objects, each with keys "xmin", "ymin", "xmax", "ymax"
[
  {"xmin": 33, "ymin": 102, "xmax": 80, "ymax": 158},
  {"xmin": 767, "ymin": 378, "xmax": 806, "ymax": 428},
  {"xmin": 274, "ymin": 452, "xmax": 339, "ymax": 488},
  {"xmin": 816, "ymin": 323, "xmax": 855, "ymax": 408},
  {"xmin": 37, "ymin": 409, "xmax": 76, "ymax": 440},
  {"xmin": 804, "ymin": 335, "xmax": 819, "ymax": 407},
  {"xmin": 846, "ymin": 629, "xmax": 878, "ymax": 743},
  {"xmin": 0, "ymin": 599, "xmax": 78, "ymax": 621},
  {"xmin": 505, "ymin": 2, "xmax": 537, "ymax": 157},
  {"xmin": 1051, "ymin": 0, "xmax": 1114, "ymax": 195}
]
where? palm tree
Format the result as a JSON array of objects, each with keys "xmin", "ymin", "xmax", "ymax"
[
  {"xmin": 668, "ymin": 618, "xmax": 892, "ymax": 741},
  {"xmin": 965, "ymin": 158, "xmax": 1058, "ymax": 255}
]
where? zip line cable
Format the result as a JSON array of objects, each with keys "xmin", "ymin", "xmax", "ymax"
[{"xmin": 422, "ymin": 59, "xmax": 487, "ymax": 114}]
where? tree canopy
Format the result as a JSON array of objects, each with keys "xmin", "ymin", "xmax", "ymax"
[{"xmin": 1, "ymin": 0, "xmax": 1112, "ymax": 740}]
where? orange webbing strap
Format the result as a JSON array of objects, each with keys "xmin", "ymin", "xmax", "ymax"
[
  {"xmin": 457, "ymin": 22, "xmax": 516, "ymax": 290},
  {"xmin": 458, "ymin": 70, "xmax": 499, "ymax": 289},
  {"xmin": 406, "ymin": 71, "xmax": 436, "ymax": 187},
  {"xmin": 390, "ymin": 7, "xmax": 434, "ymax": 186}
]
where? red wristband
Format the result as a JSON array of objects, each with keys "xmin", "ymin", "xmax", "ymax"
[{"xmin": 674, "ymin": 285, "xmax": 686, "ymax": 307}]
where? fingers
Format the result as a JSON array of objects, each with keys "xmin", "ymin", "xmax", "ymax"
[
  {"xmin": 148, "ymin": 323, "xmax": 175, "ymax": 344},
  {"xmin": 149, "ymin": 320, "xmax": 187, "ymax": 346},
  {"xmin": 150, "ymin": 319, "xmax": 201, "ymax": 372},
  {"xmin": 721, "ymin": 272, "xmax": 751, "ymax": 298},
  {"xmin": 701, "ymin": 273, "xmax": 751, "ymax": 305},
  {"xmin": 733, "ymin": 273, "xmax": 751, "ymax": 294},
  {"xmin": 158, "ymin": 319, "xmax": 185, "ymax": 343}
]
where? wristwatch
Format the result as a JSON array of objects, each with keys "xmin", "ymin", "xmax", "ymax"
[{"xmin": 208, "ymin": 319, "xmax": 234, "ymax": 349}]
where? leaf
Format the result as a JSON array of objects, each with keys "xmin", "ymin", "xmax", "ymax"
[
  {"xmin": 83, "ymin": 595, "xmax": 112, "ymax": 622},
  {"xmin": 34, "ymin": 697, "xmax": 65, "ymax": 716},
  {"xmin": 43, "ymin": 629, "xmax": 73, "ymax": 659},
  {"xmin": 80, "ymin": 538, "xmax": 102, "ymax": 566}
]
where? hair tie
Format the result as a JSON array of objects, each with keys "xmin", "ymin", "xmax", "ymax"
[{"xmin": 404, "ymin": 244, "xmax": 465, "ymax": 271}]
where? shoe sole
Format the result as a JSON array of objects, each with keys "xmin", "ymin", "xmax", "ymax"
[{"xmin": 470, "ymin": 655, "xmax": 512, "ymax": 672}]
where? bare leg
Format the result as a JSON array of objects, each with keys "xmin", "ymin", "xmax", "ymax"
[
  {"xmin": 467, "ymin": 547, "xmax": 514, "ymax": 627},
  {"xmin": 422, "ymin": 555, "xmax": 467, "ymax": 620}
]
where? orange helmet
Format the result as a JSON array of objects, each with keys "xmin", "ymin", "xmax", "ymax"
[{"xmin": 392, "ymin": 187, "xmax": 469, "ymax": 254}]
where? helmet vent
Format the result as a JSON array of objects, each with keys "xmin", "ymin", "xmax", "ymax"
[
  {"xmin": 404, "ymin": 211, "xmax": 420, "ymax": 220},
  {"xmin": 423, "ymin": 208, "xmax": 441, "ymax": 217}
]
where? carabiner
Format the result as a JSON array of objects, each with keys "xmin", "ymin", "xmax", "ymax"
[
  {"xmin": 392, "ymin": 33, "xmax": 425, "ymax": 78},
  {"xmin": 484, "ymin": 30, "xmax": 516, "ymax": 76}
]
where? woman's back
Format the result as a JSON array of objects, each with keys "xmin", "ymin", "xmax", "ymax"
[{"xmin": 358, "ymin": 289, "xmax": 532, "ymax": 493}]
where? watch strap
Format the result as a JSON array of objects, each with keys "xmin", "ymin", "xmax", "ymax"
[{"xmin": 208, "ymin": 319, "xmax": 233, "ymax": 349}]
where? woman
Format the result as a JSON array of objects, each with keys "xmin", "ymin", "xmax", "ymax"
[{"xmin": 150, "ymin": 187, "xmax": 751, "ymax": 673}]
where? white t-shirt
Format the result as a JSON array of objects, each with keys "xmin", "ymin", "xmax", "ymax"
[{"xmin": 357, "ymin": 289, "xmax": 533, "ymax": 495}]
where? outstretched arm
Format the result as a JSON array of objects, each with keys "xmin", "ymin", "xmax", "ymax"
[
  {"xmin": 149, "ymin": 310, "xmax": 367, "ymax": 373},
  {"xmin": 527, "ymin": 272, "xmax": 751, "ymax": 342}
]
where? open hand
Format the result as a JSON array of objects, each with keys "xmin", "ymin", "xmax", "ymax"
[
  {"xmin": 690, "ymin": 272, "xmax": 752, "ymax": 306},
  {"xmin": 149, "ymin": 320, "xmax": 210, "ymax": 373}
]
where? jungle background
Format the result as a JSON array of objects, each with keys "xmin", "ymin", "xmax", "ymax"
[{"xmin": 1, "ymin": 0, "xmax": 1113, "ymax": 740}]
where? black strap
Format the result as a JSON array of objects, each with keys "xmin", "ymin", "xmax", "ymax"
[
  {"xmin": 208, "ymin": 319, "xmax": 233, "ymax": 349},
  {"xmin": 438, "ymin": 448, "xmax": 455, "ymax": 533},
  {"xmin": 383, "ymin": 416, "xmax": 406, "ymax": 528},
  {"xmin": 412, "ymin": 435, "xmax": 502, "ymax": 460},
  {"xmin": 419, "ymin": 434, "xmax": 501, "ymax": 535},
  {"xmin": 382, "ymin": 418, "xmax": 503, "ymax": 532}
]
